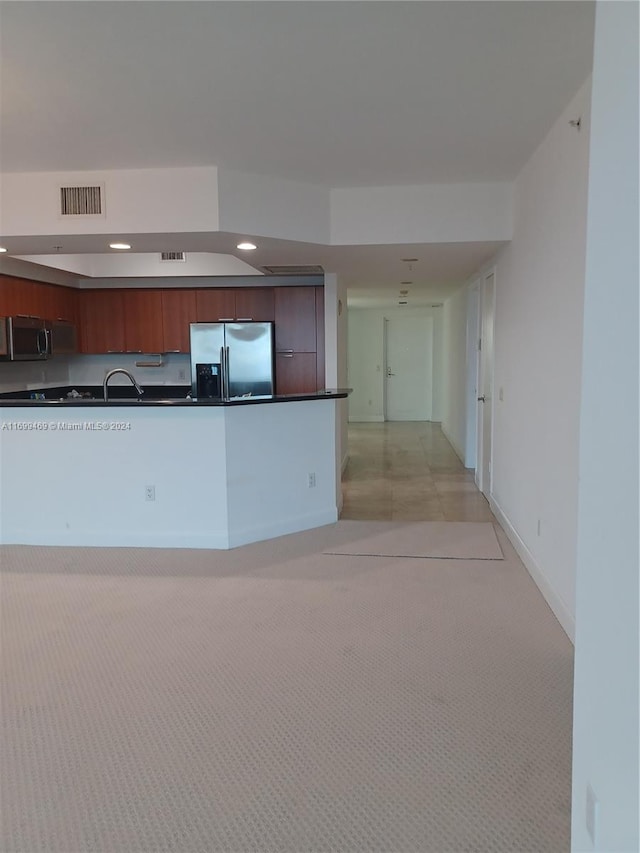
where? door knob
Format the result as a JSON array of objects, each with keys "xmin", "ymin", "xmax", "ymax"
[
  {"xmin": 387, "ymin": 372, "xmax": 395, "ymax": 376},
  {"xmin": 477, "ymin": 395, "xmax": 485, "ymax": 402}
]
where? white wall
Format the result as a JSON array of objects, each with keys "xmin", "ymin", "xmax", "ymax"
[
  {"xmin": 571, "ymin": 3, "xmax": 639, "ymax": 851},
  {"xmin": 218, "ymin": 167, "xmax": 330, "ymax": 244},
  {"xmin": 347, "ymin": 305, "xmax": 443, "ymax": 423},
  {"xmin": 441, "ymin": 284, "xmax": 469, "ymax": 461},
  {"xmin": 331, "ymin": 182, "xmax": 513, "ymax": 245},
  {"xmin": 465, "ymin": 77, "xmax": 592, "ymax": 640},
  {"xmin": 1, "ymin": 167, "xmax": 219, "ymax": 236}
]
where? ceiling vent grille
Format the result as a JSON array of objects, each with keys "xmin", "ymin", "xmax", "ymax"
[
  {"xmin": 59, "ymin": 185, "xmax": 103, "ymax": 216},
  {"xmin": 261, "ymin": 264, "xmax": 324, "ymax": 275},
  {"xmin": 160, "ymin": 252, "xmax": 186, "ymax": 262}
]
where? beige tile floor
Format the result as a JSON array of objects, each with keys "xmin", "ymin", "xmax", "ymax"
[{"xmin": 341, "ymin": 421, "xmax": 495, "ymax": 522}]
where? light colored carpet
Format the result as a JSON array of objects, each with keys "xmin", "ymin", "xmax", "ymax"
[
  {"xmin": 323, "ymin": 520, "xmax": 503, "ymax": 560},
  {"xmin": 0, "ymin": 521, "xmax": 572, "ymax": 853}
]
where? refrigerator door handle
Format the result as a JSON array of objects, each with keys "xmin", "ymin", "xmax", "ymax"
[
  {"xmin": 224, "ymin": 346, "xmax": 231, "ymax": 400},
  {"xmin": 219, "ymin": 346, "xmax": 226, "ymax": 400}
]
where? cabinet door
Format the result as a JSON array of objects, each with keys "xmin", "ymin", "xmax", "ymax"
[
  {"xmin": 275, "ymin": 352, "xmax": 318, "ymax": 395},
  {"xmin": 43, "ymin": 284, "xmax": 78, "ymax": 323},
  {"xmin": 0, "ymin": 276, "xmax": 47, "ymax": 317},
  {"xmin": 235, "ymin": 287, "xmax": 275, "ymax": 322},
  {"xmin": 162, "ymin": 289, "xmax": 197, "ymax": 353},
  {"xmin": 0, "ymin": 276, "xmax": 79, "ymax": 322},
  {"xmin": 274, "ymin": 286, "xmax": 317, "ymax": 353},
  {"xmin": 79, "ymin": 290, "xmax": 126, "ymax": 354},
  {"xmin": 196, "ymin": 289, "xmax": 236, "ymax": 322},
  {"xmin": 122, "ymin": 290, "xmax": 164, "ymax": 353}
]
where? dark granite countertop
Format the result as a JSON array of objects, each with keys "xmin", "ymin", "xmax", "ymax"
[{"xmin": 0, "ymin": 386, "xmax": 351, "ymax": 407}]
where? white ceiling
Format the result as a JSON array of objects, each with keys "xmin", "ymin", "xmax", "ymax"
[{"xmin": 0, "ymin": 1, "xmax": 595, "ymax": 305}]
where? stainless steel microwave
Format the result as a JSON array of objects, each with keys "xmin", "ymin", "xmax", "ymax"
[{"xmin": 0, "ymin": 316, "xmax": 52, "ymax": 361}]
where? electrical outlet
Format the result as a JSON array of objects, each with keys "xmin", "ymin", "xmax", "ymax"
[
  {"xmin": 499, "ymin": 386, "xmax": 504, "ymax": 401},
  {"xmin": 308, "ymin": 472, "xmax": 316, "ymax": 488},
  {"xmin": 537, "ymin": 519, "xmax": 541, "ymax": 536},
  {"xmin": 586, "ymin": 784, "xmax": 598, "ymax": 845},
  {"xmin": 145, "ymin": 485, "xmax": 156, "ymax": 502},
  {"xmin": 178, "ymin": 368, "xmax": 187, "ymax": 381}
]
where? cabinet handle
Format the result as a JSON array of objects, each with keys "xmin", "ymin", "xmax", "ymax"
[
  {"xmin": 56, "ymin": 317, "xmax": 72, "ymax": 322},
  {"xmin": 164, "ymin": 349, "xmax": 181, "ymax": 353},
  {"xmin": 236, "ymin": 318, "xmax": 253, "ymax": 321},
  {"xmin": 126, "ymin": 350, "xmax": 143, "ymax": 354},
  {"xmin": 278, "ymin": 353, "xmax": 294, "ymax": 359},
  {"xmin": 218, "ymin": 317, "xmax": 235, "ymax": 322},
  {"xmin": 277, "ymin": 349, "xmax": 294, "ymax": 354},
  {"xmin": 107, "ymin": 350, "xmax": 125, "ymax": 353}
]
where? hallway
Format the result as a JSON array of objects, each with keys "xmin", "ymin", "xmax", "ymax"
[{"xmin": 341, "ymin": 422, "xmax": 495, "ymax": 522}]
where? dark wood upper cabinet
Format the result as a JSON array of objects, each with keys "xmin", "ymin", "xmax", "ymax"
[
  {"xmin": 196, "ymin": 289, "xmax": 236, "ymax": 322},
  {"xmin": 234, "ymin": 287, "xmax": 275, "ymax": 322},
  {"xmin": 45, "ymin": 285, "xmax": 78, "ymax": 323},
  {"xmin": 274, "ymin": 286, "xmax": 317, "ymax": 353},
  {"xmin": 0, "ymin": 275, "xmax": 64, "ymax": 319},
  {"xmin": 161, "ymin": 289, "xmax": 197, "ymax": 353},
  {"xmin": 122, "ymin": 290, "xmax": 164, "ymax": 353},
  {"xmin": 79, "ymin": 290, "xmax": 126, "ymax": 354}
]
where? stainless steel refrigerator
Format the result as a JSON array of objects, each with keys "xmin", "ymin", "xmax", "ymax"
[{"xmin": 190, "ymin": 322, "xmax": 275, "ymax": 399}]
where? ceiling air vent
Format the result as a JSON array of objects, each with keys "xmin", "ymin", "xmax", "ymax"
[
  {"xmin": 160, "ymin": 252, "xmax": 186, "ymax": 262},
  {"xmin": 59, "ymin": 185, "xmax": 103, "ymax": 216},
  {"xmin": 261, "ymin": 264, "xmax": 324, "ymax": 275}
]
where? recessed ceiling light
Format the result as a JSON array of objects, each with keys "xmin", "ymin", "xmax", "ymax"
[
  {"xmin": 109, "ymin": 242, "xmax": 131, "ymax": 250},
  {"xmin": 0, "ymin": 247, "xmax": 7, "ymax": 253},
  {"xmin": 237, "ymin": 242, "xmax": 257, "ymax": 251}
]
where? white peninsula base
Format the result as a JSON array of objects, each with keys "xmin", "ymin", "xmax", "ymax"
[{"xmin": 0, "ymin": 399, "xmax": 339, "ymax": 549}]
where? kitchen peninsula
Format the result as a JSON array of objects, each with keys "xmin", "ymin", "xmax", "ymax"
[{"xmin": 0, "ymin": 390, "xmax": 348, "ymax": 549}]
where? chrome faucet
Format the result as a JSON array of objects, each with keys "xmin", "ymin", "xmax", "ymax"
[{"xmin": 103, "ymin": 368, "xmax": 144, "ymax": 402}]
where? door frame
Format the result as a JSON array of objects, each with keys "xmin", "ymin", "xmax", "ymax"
[
  {"xmin": 475, "ymin": 270, "xmax": 495, "ymax": 496},
  {"xmin": 383, "ymin": 314, "xmax": 433, "ymax": 422},
  {"xmin": 465, "ymin": 280, "xmax": 481, "ymax": 468}
]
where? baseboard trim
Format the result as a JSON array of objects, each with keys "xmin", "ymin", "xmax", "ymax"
[
  {"xmin": 228, "ymin": 509, "xmax": 339, "ymax": 549},
  {"xmin": 348, "ymin": 415, "xmax": 384, "ymax": 423},
  {"xmin": 490, "ymin": 497, "xmax": 575, "ymax": 643},
  {"xmin": 441, "ymin": 423, "xmax": 466, "ymax": 464},
  {"xmin": 0, "ymin": 529, "xmax": 232, "ymax": 549}
]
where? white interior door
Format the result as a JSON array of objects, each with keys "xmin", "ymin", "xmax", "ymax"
[
  {"xmin": 476, "ymin": 272, "xmax": 494, "ymax": 496},
  {"xmin": 384, "ymin": 315, "xmax": 433, "ymax": 421}
]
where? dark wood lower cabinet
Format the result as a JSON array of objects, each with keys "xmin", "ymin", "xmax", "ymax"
[{"xmin": 275, "ymin": 352, "xmax": 318, "ymax": 395}]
